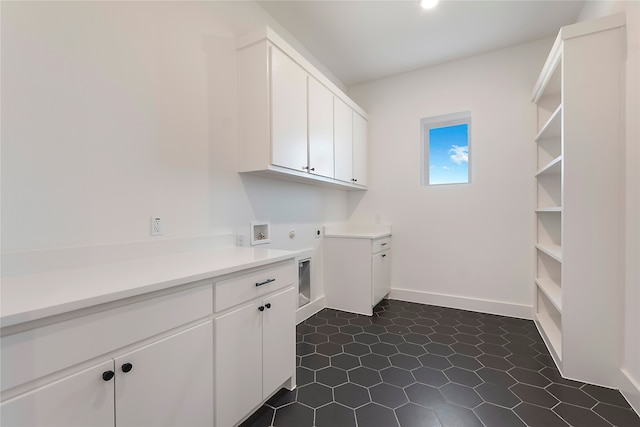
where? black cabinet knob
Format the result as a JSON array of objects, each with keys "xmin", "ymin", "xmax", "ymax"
[
  {"xmin": 102, "ymin": 370, "xmax": 115, "ymax": 381},
  {"xmin": 265, "ymin": 303, "xmax": 272, "ymax": 309},
  {"xmin": 121, "ymin": 363, "xmax": 133, "ymax": 373},
  {"xmin": 258, "ymin": 305, "xmax": 265, "ymax": 312},
  {"xmin": 310, "ymin": 168, "xmax": 315, "ymax": 171}
]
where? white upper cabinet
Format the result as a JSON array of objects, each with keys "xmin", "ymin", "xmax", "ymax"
[
  {"xmin": 270, "ymin": 46, "xmax": 308, "ymax": 172},
  {"xmin": 353, "ymin": 112, "xmax": 368, "ymax": 187},
  {"xmin": 237, "ymin": 27, "xmax": 368, "ymax": 190},
  {"xmin": 334, "ymin": 97, "xmax": 353, "ymax": 183},
  {"xmin": 307, "ymin": 77, "xmax": 335, "ymax": 178}
]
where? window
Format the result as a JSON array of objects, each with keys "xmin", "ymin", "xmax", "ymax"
[{"xmin": 421, "ymin": 112, "xmax": 471, "ymax": 185}]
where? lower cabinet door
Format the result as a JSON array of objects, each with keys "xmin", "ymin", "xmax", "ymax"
[
  {"xmin": 0, "ymin": 360, "xmax": 115, "ymax": 427},
  {"xmin": 115, "ymin": 321, "xmax": 213, "ymax": 427},
  {"xmin": 262, "ymin": 286, "xmax": 296, "ymax": 397},
  {"xmin": 372, "ymin": 250, "xmax": 391, "ymax": 306},
  {"xmin": 214, "ymin": 302, "xmax": 263, "ymax": 427}
]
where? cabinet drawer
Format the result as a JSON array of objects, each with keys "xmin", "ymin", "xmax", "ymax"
[
  {"xmin": 214, "ymin": 261, "xmax": 296, "ymax": 312},
  {"xmin": 372, "ymin": 237, "xmax": 391, "ymax": 254},
  {"xmin": 1, "ymin": 283, "xmax": 212, "ymax": 393}
]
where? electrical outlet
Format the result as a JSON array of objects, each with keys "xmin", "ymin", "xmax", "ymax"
[
  {"xmin": 314, "ymin": 228, "xmax": 322, "ymax": 238},
  {"xmin": 151, "ymin": 217, "xmax": 163, "ymax": 236},
  {"xmin": 236, "ymin": 234, "xmax": 245, "ymax": 247}
]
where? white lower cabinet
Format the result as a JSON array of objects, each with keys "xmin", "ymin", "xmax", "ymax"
[
  {"xmin": 1, "ymin": 257, "xmax": 298, "ymax": 427},
  {"xmin": 372, "ymin": 249, "xmax": 391, "ymax": 308},
  {"xmin": 1, "ymin": 321, "xmax": 213, "ymax": 427},
  {"xmin": 1, "ymin": 360, "xmax": 115, "ymax": 427},
  {"xmin": 214, "ymin": 286, "xmax": 296, "ymax": 427},
  {"xmin": 261, "ymin": 287, "xmax": 296, "ymax": 396},
  {"xmin": 115, "ymin": 321, "xmax": 213, "ymax": 427},
  {"xmin": 324, "ymin": 235, "xmax": 392, "ymax": 316},
  {"xmin": 1, "ymin": 283, "xmax": 214, "ymax": 427}
]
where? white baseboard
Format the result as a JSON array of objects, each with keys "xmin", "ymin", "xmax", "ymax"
[
  {"xmin": 389, "ymin": 288, "xmax": 534, "ymax": 320},
  {"xmin": 296, "ymin": 296, "xmax": 326, "ymax": 324},
  {"xmin": 620, "ymin": 368, "xmax": 640, "ymax": 416}
]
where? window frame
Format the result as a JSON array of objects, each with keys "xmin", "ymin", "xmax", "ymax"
[{"xmin": 420, "ymin": 111, "xmax": 472, "ymax": 186}]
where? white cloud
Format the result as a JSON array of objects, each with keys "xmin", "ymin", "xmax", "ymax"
[
  {"xmin": 449, "ymin": 145, "xmax": 468, "ymax": 165},
  {"xmin": 441, "ymin": 166, "xmax": 450, "ymax": 170}
]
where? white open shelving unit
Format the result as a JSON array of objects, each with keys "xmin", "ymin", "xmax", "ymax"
[{"xmin": 531, "ymin": 14, "xmax": 625, "ymax": 387}]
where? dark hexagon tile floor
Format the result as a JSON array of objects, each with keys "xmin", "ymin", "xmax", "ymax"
[{"xmin": 240, "ymin": 299, "xmax": 640, "ymax": 427}]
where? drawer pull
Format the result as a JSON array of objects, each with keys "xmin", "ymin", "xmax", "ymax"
[
  {"xmin": 255, "ymin": 278, "xmax": 276, "ymax": 287},
  {"xmin": 102, "ymin": 370, "xmax": 115, "ymax": 381},
  {"xmin": 380, "ymin": 243, "xmax": 388, "ymax": 246},
  {"xmin": 265, "ymin": 303, "xmax": 272, "ymax": 309},
  {"xmin": 258, "ymin": 305, "xmax": 265, "ymax": 312},
  {"xmin": 121, "ymin": 363, "xmax": 133, "ymax": 373},
  {"xmin": 382, "ymin": 254, "xmax": 387, "ymax": 258}
]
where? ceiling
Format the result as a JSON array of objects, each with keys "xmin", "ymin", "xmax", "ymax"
[{"xmin": 257, "ymin": 0, "xmax": 585, "ymax": 87}]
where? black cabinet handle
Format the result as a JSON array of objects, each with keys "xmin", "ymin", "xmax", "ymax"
[
  {"xmin": 258, "ymin": 305, "xmax": 265, "ymax": 312},
  {"xmin": 310, "ymin": 168, "xmax": 315, "ymax": 171},
  {"xmin": 121, "ymin": 363, "xmax": 133, "ymax": 373},
  {"xmin": 255, "ymin": 278, "xmax": 276, "ymax": 287},
  {"xmin": 382, "ymin": 254, "xmax": 387, "ymax": 258},
  {"xmin": 302, "ymin": 166, "xmax": 309, "ymax": 170},
  {"xmin": 102, "ymin": 370, "xmax": 115, "ymax": 381},
  {"xmin": 352, "ymin": 178, "xmax": 358, "ymax": 182},
  {"xmin": 265, "ymin": 303, "xmax": 272, "ymax": 309}
]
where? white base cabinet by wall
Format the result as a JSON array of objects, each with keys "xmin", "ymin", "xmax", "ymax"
[
  {"xmin": 1, "ymin": 284, "xmax": 214, "ymax": 427},
  {"xmin": 531, "ymin": 14, "xmax": 625, "ymax": 387},
  {"xmin": 324, "ymin": 235, "xmax": 391, "ymax": 316},
  {"xmin": 213, "ymin": 260, "xmax": 297, "ymax": 427},
  {"xmin": 237, "ymin": 27, "xmax": 368, "ymax": 190}
]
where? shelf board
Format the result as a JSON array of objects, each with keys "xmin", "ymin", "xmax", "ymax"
[
  {"xmin": 536, "ymin": 278, "xmax": 562, "ymax": 312},
  {"xmin": 535, "ymin": 156, "xmax": 562, "ymax": 176},
  {"xmin": 535, "ymin": 312, "xmax": 563, "ymax": 361},
  {"xmin": 536, "ymin": 207, "xmax": 562, "ymax": 213},
  {"xmin": 536, "ymin": 243, "xmax": 562, "ymax": 263},
  {"xmin": 536, "ymin": 105, "xmax": 562, "ymax": 141}
]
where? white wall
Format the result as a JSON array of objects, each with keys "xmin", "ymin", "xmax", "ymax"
[
  {"xmin": 0, "ymin": 1, "xmax": 348, "ymax": 265},
  {"xmin": 347, "ymin": 38, "xmax": 554, "ymax": 318},
  {"xmin": 576, "ymin": 0, "xmax": 640, "ymax": 413}
]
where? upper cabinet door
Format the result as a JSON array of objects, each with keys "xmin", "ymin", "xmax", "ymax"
[
  {"xmin": 308, "ymin": 77, "xmax": 334, "ymax": 178},
  {"xmin": 270, "ymin": 46, "xmax": 308, "ymax": 172},
  {"xmin": 334, "ymin": 98, "xmax": 353, "ymax": 183},
  {"xmin": 352, "ymin": 112, "xmax": 368, "ymax": 187}
]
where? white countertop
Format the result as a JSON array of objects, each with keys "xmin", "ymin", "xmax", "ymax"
[
  {"xmin": 323, "ymin": 224, "xmax": 392, "ymax": 239},
  {"xmin": 0, "ymin": 247, "xmax": 298, "ymax": 328}
]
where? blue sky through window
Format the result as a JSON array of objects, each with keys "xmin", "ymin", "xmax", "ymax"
[{"xmin": 429, "ymin": 123, "xmax": 469, "ymax": 185}]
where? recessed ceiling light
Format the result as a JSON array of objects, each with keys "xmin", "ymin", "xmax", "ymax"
[{"xmin": 421, "ymin": 0, "xmax": 439, "ymax": 9}]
